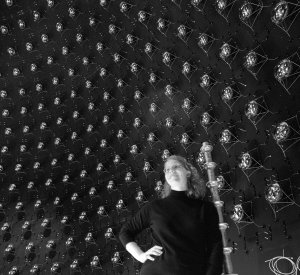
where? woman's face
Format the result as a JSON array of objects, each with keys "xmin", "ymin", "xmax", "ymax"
[{"xmin": 164, "ymin": 159, "xmax": 190, "ymax": 191}]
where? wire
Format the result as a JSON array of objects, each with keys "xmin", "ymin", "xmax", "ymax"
[{"xmin": 265, "ymin": 254, "xmax": 300, "ymax": 275}]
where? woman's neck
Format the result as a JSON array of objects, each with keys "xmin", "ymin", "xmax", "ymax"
[
  {"xmin": 171, "ymin": 186, "xmax": 187, "ymax": 191},
  {"xmin": 169, "ymin": 189, "xmax": 187, "ymax": 198}
]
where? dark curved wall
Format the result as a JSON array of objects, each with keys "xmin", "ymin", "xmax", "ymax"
[{"xmin": 0, "ymin": 0, "xmax": 300, "ymax": 274}]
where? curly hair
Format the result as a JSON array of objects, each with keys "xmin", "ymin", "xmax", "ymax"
[{"xmin": 161, "ymin": 155, "xmax": 206, "ymax": 199}]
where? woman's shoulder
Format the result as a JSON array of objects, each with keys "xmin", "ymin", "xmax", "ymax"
[
  {"xmin": 139, "ymin": 197, "xmax": 162, "ymax": 210},
  {"xmin": 201, "ymin": 198, "xmax": 215, "ymax": 205},
  {"xmin": 150, "ymin": 197, "xmax": 165, "ymax": 205},
  {"xmin": 200, "ymin": 199, "xmax": 219, "ymax": 218},
  {"xmin": 201, "ymin": 199, "xmax": 216, "ymax": 208},
  {"xmin": 144, "ymin": 197, "xmax": 171, "ymax": 210}
]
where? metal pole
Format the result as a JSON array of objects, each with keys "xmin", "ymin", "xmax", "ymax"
[{"xmin": 201, "ymin": 142, "xmax": 238, "ymax": 275}]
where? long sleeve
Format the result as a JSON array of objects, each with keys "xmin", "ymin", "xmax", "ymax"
[
  {"xmin": 119, "ymin": 202, "xmax": 151, "ymax": 247},
  {"xmin": 204, "ymin": 201, "xmax": 224, "ymax": 275}
]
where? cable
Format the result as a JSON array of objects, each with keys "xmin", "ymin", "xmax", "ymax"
[{"xmin": 266, "ymin": 255, "xmax": 300, "ymax": 275}]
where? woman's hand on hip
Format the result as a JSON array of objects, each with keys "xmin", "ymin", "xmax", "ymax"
[{"xmin": 139, "ymin": 245, "xmax": 163, "ymax": 263}]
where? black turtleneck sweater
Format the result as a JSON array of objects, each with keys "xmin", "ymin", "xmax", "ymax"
[{"xmin": 119, "ymin": 190, "xmax": 224, "ymax": 275}]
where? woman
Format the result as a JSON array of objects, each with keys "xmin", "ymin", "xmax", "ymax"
[{"xmin": 119, "ymin": 155, "xmax": 224, "ymax": 275}]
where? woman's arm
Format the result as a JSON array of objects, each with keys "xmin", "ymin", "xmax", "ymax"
[
  {"xmin": 125, "ymin": 242, "xmax": 145, "ymax": 262},
  {"xmin": 125, "ymin": 242, "xmax": 163, "ymax": 263},
  {"xmin": 119, "ymin": 202, "xmax": 164, "ymax": 262},
  {"xmin": 205, "ymin": 202, "xmax": 224, "ymax": 275},
  {"xmin": 119, "ymin": 203, "xmax": 151, "ymax": 247}
]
